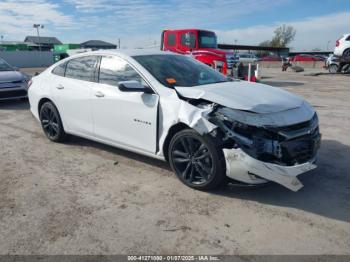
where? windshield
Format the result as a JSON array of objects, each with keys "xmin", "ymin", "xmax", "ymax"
[
  {"xmin": 133, "ymin": 54, "xmax": 228, "ymax": 87},
  {"xmin": 0, "ymin": 59, "xmax": 13, "ymax": 71},
  {"xmin": 198, "ymin": 31, "xmax": 217, "ymax": 48}
]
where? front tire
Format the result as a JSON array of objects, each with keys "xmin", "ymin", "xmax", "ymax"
[
  {"xmin": 168, "ymin": 129, "xmax": 226, "ymax": 190},
  {"xmin": 39, "ymin": 101, "xmax": 66, "ymax": 142}
]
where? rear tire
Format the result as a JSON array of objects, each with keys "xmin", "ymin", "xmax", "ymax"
[
  {"xmin": 168, "ymin": 129, "xmax": 226, "ymax": 190},
  {"xmin": 39, "ymin": 101, "xmax": 67, "ymax": 142}
]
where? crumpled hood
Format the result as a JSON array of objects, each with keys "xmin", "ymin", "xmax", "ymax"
[
  {"xmin": 0, "ymin": 70, "xmax": 24, "ymax": 83},
  {"xmin": 175, "ymin": 81, "xmax": 304, "ymax": 114}
]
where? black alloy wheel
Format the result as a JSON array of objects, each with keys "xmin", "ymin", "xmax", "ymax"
[
  {"xmin": 40, "ymin": 102, "xmax": 66, "ymax": 142},
  {"xmin": 168, "ymin": 129, "xmax": 226, "ymax": 190}
]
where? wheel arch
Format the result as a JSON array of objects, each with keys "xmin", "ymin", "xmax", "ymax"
[
  {"xmin": 38, "ymin": 97, "xmax": 54, "ymax": 117},
  {"xmin": 162, "ymin": 122, "xmax": 190, "ymax": 161},
  {"xmin": 37, "ymin": 98, "xmax": 65, "ymax": 131},
  {"xmin": 343, "ymin": 48, "xmax": 350, "ymax": 57}
]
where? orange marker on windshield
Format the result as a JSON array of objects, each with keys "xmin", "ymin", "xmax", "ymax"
[{"xmin": 166, "ymin": 78, "xmax": 177, "ymax": 85}]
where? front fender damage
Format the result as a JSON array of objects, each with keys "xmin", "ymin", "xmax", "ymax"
[
  {"xmin": 159, "ymin": 95, "xmax": 319, "ymax": 192},
  {"xmin": 177, "ymin": 101, "xmax": 217, "ymax": 134}
]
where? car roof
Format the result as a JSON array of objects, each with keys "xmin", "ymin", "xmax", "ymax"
[{"xmin": 80, "ymin": 49, "xmax": 175, "ymax": 57}]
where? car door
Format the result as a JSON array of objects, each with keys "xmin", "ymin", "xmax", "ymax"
[
  {"xmin": 91, "ymin": 55, "xmax": 159, "ymax": 153},
  {"xmin": 51, "ymin": 56, "xmax": 98, "ymax": 136}
]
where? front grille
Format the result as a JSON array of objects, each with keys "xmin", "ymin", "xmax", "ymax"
[
  {"xmin": 238, "ymin": 114, "xmax": 320, "ymax": 166},
  {"xmin": 0, "ymin": 89, "xmax": 27, "ymax": 99},
  {"xmin": 280, "ymin": 131, "xmax": 321, "ymax": 165},
  {"xmin": 278, "ymin": 119, "xmax": 312, "ymax": 131}
]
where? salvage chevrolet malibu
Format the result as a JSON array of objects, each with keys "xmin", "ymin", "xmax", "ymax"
[{"xmin": 28, "ymin": 50, "xmax": 321, "ymax": 191}]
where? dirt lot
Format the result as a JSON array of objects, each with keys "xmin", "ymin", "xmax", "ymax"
[{"xmin": 0, "ymin": 68, "xmax": 349, "ymax": 255}]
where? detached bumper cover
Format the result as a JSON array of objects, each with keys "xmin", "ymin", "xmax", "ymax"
[{"xmin": 223, "ymin": 148, "xmax": 317, "ymax": 191}]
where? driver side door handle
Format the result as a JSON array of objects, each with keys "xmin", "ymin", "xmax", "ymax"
[{"xmin": 95, "ymin": 91, "xmax": 105, "ymax": 98}]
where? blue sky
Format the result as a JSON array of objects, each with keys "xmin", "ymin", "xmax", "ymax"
[{"xmin": 1, "ymin": 0, "xmax": 350, "ymax": 50}]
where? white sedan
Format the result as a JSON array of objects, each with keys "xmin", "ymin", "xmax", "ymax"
[
  {"xmin": 334, "ymin": 34, "xmax": 350, "ymax": 57},
  {"xmin": 28, "ymin": 50, "xmax": 321, "ymax": 191}
]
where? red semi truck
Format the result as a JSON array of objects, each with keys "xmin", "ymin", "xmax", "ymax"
[{"xmin": 160, "ymin": 29, "xmax": 234, "ymax": 75}]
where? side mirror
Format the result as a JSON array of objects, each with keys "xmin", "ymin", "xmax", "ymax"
[
  {"xmin": 13, "ymin": 66, "xmax": 19, "ymax": 71},
  {"xmin": 118, "ymin": 80, "xmax": 153, "ymax": 94}
]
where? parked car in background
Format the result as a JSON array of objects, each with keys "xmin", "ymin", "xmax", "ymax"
[
  {"xmin": 29, "ymin": 50, "xmax": 321, "ymax": 192},
  {"xmin": 313, "ymin": 55, "xmax": 328, "ymax": 61},
  {"xmin": 334, "ymin": 34, "xmax": 350, "ymax": 57},
  {"xmin": 325, "ymin": 54, "xmax": 340, "ymax": 73},
  {"xmin": 260, "ymin": 55, "xmax": 281, "ymax": 61},
  {"xmin": 233, "ymin": 53, "xmax": 259, "ymax": 63},
  {"xmin": 0, "ymin": 58, "xmax": 29, "ymax": 101},
  {"xmin": 289, "ymin": 54, "xmax": 323, "ymax": 62}
]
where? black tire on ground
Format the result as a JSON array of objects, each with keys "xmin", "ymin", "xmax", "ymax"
[
  {"xmin": 39, "ymin": 101, "xmax": 67, "ymax": 142},
  {"xmin": 329, "ymin": 64, "xmax": 338, "ymax": 74},
  {"xmin": 168, "ymin": 129, "xmax": 226, "ymax": 190}
]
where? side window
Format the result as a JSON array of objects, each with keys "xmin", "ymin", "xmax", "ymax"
[
  {"xmin": 65, "ymin": 56, "xmax": 98, "ymax": 82},
  {"xmin": 346, "ymin": 35, "xmax": 350, "ymax": 41},
  {"xmin": 52, "ymin": 62, "xmax": 66, "ymax": 77},
  {"xmin": 98, "ymin": 56, "xmax": 144, "ymax": 87},
  {"xmin": 180, "ymin": 33, "xmax": 196, "ymax": 48},
  {"xmin": 167, "ymin": 33, "xmax": 176, "ymax": 46}
]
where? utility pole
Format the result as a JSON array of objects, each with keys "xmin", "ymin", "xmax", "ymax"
[
  {"xmin": 33, "ymin": 24, "xmax": 44, "ymax": 66},
  {"xmin": 118, "ymin": 38, "xmax": 121, "ymax": 49},
  {"xmin": 33, "ymin": 24, "xmax": 44, "ymax": 52}
]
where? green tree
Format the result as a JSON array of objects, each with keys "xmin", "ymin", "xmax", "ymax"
[
  {"xmin": 259, "ymin": 24, "xmax": 296, "ymax": 48},
  {"xmin": 270, "ymin": 24, "xmax": 296, "ymax": 47}
]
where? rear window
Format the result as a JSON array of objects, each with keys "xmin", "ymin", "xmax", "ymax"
[
  {"xmin": 65, "ymin": 56, "xmax": 99, "ymax": 82},
  {"xmin": 52, "ymin": 62, "xmax": 66, "ymax": 76}
]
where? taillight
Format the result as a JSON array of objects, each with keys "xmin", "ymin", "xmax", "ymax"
[
  {"xmin": 336, "ymin": 39, "xmax": 340, "ymax": 47},
  {"xmin": 28, "ymin": 79, "xmax": 33, "ymax": 88}
]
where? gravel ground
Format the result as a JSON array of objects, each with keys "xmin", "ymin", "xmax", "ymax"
[{"xmin": 0, "ymin": 68, "xmax": 349, "ymax": 255}]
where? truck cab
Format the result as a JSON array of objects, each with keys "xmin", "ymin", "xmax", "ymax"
[{"xmin": 161, "ymin": 29, "xmax": 234, "ymax": 75}]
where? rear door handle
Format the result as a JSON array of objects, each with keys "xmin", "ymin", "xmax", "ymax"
[
  {"xmin": 95, "ymin": 91, "xmax": 105, "ymax": 97},
  {"xmin": 56, "ymin": 84, "xmax": 64, "ymax": 90}
]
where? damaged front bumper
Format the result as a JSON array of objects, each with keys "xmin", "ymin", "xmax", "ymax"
[{"xmin": 223, "ymin": 148, "xmax": 317, "ymax": 191}]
